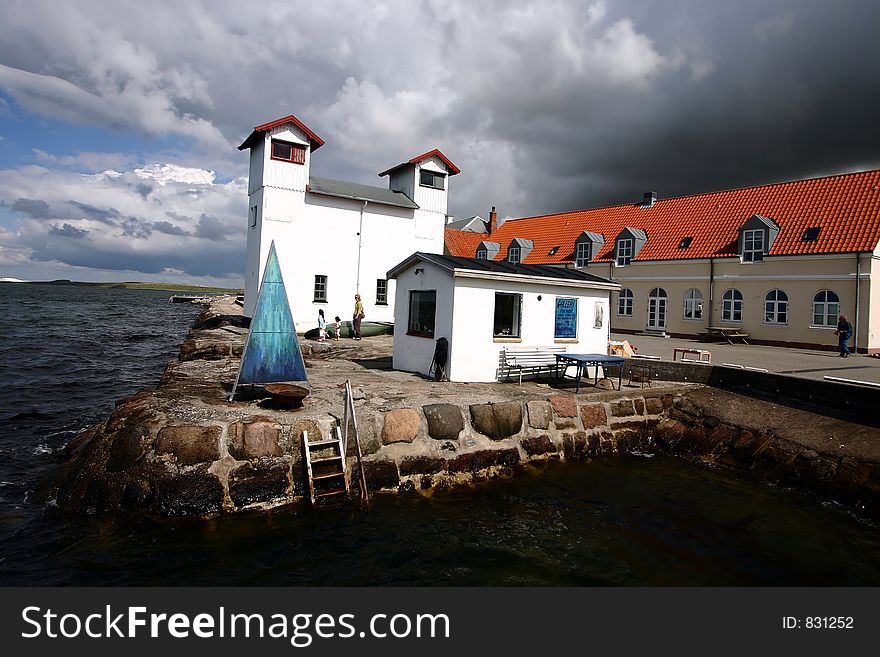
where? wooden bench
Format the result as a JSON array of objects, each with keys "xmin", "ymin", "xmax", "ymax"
[
  {"xmin": 499, "ymin": 346, "xmax": 568, "ymax": 384},
  {"xmin": 699, "ymin": 327, "xmax": 750, "ymax": 345}
]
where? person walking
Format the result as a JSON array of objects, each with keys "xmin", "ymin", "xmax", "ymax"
[
  {"xmin": 834, "ymin": 314, "xmax": 853, "ymax": 357},
  {"xmin": 317, "ymin": 309, "xmax": 327, "ymax": 342},
  {"xmin": 352, "ymin": 293, "xmax": 365, "ymax": 340}
]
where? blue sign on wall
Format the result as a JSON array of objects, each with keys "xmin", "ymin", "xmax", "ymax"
[{"xmin": 555, "ymin": 297, "xmax": 578, "ymax": 338}]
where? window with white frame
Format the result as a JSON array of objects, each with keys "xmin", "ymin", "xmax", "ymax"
[
  {"xmin": 812, "ymin": 290, "xmax": 839, "ymax": 327},
  {"xmin": 575, "ymin": 242, "xmax": 591, "ymax": 267},
  {"xmin": 721, "ymin": 288, "xmax": 743, "ymax": 322},
  {"xmin": 616, "ymin": 238, "xmax": 633, "ymax": 266},
  {"xmin": 508, "ymin": 246, "xmax": 521, "ymax": 264},
  {"xmin": 376, "ymin": 278, "xmax": 388, "ymax": 305},
  {"xmin": 617, "ymin": 288, "xmax": 634, "ymax": 316},
  {"xmin": 493, "ymin": 292, "xmax": 522, "ymax": 337},
  {"xmin": 313, "ymin": 275, "xmax": 327, "ymax": 302},
  {"xmin": 742, "ymin": 229, "xmax": 765, "ymax": 262},
  {"xmin": 764, "ymin": 289, "xmax": 788, "ymax": 324},
  {"xmin": 408, "ymin": 290, "xmax": 436, "ymax": 337},
  {"xmin": 476, "ymin": 248, "xmax": 487, "ymax": 260},
  {"xmin": 683, "ymin": 288, "xmax": 703, "ymax": 320}
]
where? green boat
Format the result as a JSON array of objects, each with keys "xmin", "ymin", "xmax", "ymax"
[{"xmin": 304, "ymin": 321, "xmax": 394, "ymax": 340}]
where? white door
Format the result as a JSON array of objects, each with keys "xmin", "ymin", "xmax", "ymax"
[{"xmin": 647, "ymin": 287, "xmax": 667, "ymax": 330}]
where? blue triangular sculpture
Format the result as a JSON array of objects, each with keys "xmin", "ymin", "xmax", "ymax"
[{"xmin": 230, "ymin": 241, "xmax": 306, "ymax": 399}]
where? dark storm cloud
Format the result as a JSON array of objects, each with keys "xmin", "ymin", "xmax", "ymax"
[
  {"xmin": 151, "ymin": 220, "xmax": 189, "ymax": 236},
  {"xmin": 49, "ymin": 223, "xmax": 88, "ymax": 238},
  {"xmin": 194, "ymin": 213, "xmax": 234, "ymax": 241},
  {"xmin": 119, "ymin": 216, "xmax": 151, "ymax": 238},
  {"xmin": 68, "ymin": 201, "xmax": 122, "ymax": 224},
  {"xmin": 476, "ymin": 0, "xmax": 880, "ymax": 215},
  {"xmin": 11, "ymin": 198, "xmax": 50, "ymax": 218},
  {"xmin": 135, "ymin": 183, "xmax": 152, "ymax": 199}
]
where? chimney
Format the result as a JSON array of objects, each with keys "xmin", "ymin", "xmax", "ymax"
[
  {"xmin": 489, "ymin": 206, "xmax": 497, "ymax": 234},
  {"xmin": 641, "ymin": 191, "xmax": 658, "ymax": 208}
]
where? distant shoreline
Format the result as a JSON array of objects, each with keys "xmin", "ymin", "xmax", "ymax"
[{"xmin": 0, "ymin": 279, "xmax": 242, "ymax": 294}]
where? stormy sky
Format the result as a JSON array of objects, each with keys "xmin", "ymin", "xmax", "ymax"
[{"xmin": 0, "ymin": 0, "xmax": 878, "ymax": 284}]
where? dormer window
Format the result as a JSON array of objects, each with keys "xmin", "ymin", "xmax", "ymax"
[
  {"xmin": 476, "ymin": 241, "xmax": 501, "ymax": 261},
  {"xmin": 575, "ymin": 242, "xmax": 591, "ymax": 267},
  {"xmin": 616, "ymin": 238, "xmax": 633, "ymax": 266},
  {"xmin": 742, "ymin": 229, "xmax": 765, "ymax": 262},
  {"xmin": 802, "ymin": 227, "xmax": 821, "ymax": 241},
  {"xmin": 508, "ymin": 246, "xmax": 521, "ymax": 264},
  {"xmin": 737, "ymin": 214, "xmax": 778, "ymax": 263},
  {"xmin": 271, "ymin": 139, "xmax": 306, "ymax": 164},
  {"xmin": 476, "ymin": 248, "xmax": 487, "ymax": 260},
  {"xmin": 419, "ymin": 170, "xmax": 446, "ymax": 190}
]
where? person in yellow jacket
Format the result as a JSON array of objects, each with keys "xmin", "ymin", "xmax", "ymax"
[{"xmin": 353, "ymin": 293, "xmax": 365, "ymax": 340}]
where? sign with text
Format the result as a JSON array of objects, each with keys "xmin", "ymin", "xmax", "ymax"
[{"xmin": 555, "ymin": 297, "xmax": 578, "ymax": 338}]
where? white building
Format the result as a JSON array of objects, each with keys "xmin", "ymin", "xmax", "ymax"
[
  {"xmin": 387, "ymin": 253, "xmax": 619, "ymax": 382},
  {"xmin": 238, "ymin": 114, "xmax": 460, "ymax": 329}
]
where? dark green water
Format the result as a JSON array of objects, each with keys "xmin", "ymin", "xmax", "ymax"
[{"xmin": 0, "ymin": 283, "xmax": 878, "ymax": 586}]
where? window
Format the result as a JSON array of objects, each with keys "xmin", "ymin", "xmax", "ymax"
[
  {"xmin": 548, "ymin": 246, "xmax": 560, "ymax": 256},
  {"xmin": 376, "ymin": 279, "xmax": 388, "ymax": 305},
  {"xmin": 575, "ymin": 242, "xmax": 591, "ymax": 267},
  {"xmin": 742, "ymin": 229, "xmax": 764, "ymax": 262},
  {"xmin": 683, "ymin": 288, "xmax": 703, "ymax": 320},
  {"xmin": 679, "ymin": 236, "xmax": 694, "ymax": 249},
  {"xmin": 802, "ymin": 227, "xmax": 821, "ymax": 241},
  {"xmin": 764, "ymin": 289, "xmax": 788, "ymax": 324},
  {"xmin": 419, "ymin": 169, "xmax": 445, "ymax": 190},
  {"xmin": 812, "ymin": 290, "xmax": 839, "ymax": 327},
  {"xmin": 493, "ymin": 293, "xmax": 522, "ymax": 337},
  {"xmin": 271, "ymin": 139, "xmax": 306, "ymax": 164},
  {"xmin": 249, "ymin": 205, "xmax": 258, "ymax": 228},
  {"xmin": 408, "ymin": 290, "xmax": 436, "ymax": 337},
  {"xmin": 617, "ymin": 288, "xmax": 633, "ymax": 316},
  {"xmin": 476, "ymin": 248, "xmax": 487, "ymax": 260},
  {"xmin": 508, "ymin": 246, "xmax": 521, "ymax": 264},
  {"xmin": 616, "ymin": 238, "xmax": 633, "ymax": 266},
  {"xmin": 313, "ymin": 275, "xmax": 327, "ymax": 302},
  {"xmin": 721, "ymin": 288, "xmax": 743, "ymax": 322}
]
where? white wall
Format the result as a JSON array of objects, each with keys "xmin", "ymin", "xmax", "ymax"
[
  {"xmin": 391, "ymin": 261, "xmax": 453, "ymax": 376},
  {"xmin": 448, "ymin": 277, "xmax": 610, "ymax": 382},
  {"xmin": 263, "ymin": 126, "xmax": 310, "ymax": 192},
  {"xmin": 413, "ymin": 156, "xmax": 449, "ymax": 216}
]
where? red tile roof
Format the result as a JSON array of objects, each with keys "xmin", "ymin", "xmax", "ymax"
[
  {"xmin": 446, "ymin": 169, "xmax": 880, "ymax": 263},
  {"xmin": 238, "ymin": 114, "xmax": 325, "ymax": 151}
]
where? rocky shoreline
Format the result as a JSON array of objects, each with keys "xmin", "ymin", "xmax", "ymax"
[{"xmin": 55, "ymin": 296, "xmax": 880, "ymax": 520}]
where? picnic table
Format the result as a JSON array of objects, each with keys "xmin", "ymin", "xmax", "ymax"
[
  {"xmin": 555, "ymin": 353, "xmax": 625, "ymax": 392},
  {"xmin": 673, "ymin": 347, "xmax": 711, "ymax": 363},
  {"xmin": 699, "ymin": 326, "xmax": 750, "ymax": 345}
]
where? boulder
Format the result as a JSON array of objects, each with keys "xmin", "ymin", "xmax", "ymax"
[
  {"xmin": 610, "ymin": 400, "xmax": 635, "ymax": 417},
  {"xmin": 362, "ymin": 460, "xmax": 400, "ymax": 490},
  {"xmin": 156, "ymin": 425, "xmax": 221, "ymax": 465},
  {"xmin": 527, "ymin": 400, "xmax": 552, "ymax": 429},
  {"xmin": 399, "ymin": 455, "xmax": 446, "ymax": 476},
  {"xmin": 548, "ymin": 395, "xmax": 577, "ymax": 418},
  {"xmin": 157, "ymin": 470, "xmax": 224, "ymax": 516},
  {"xmin": 229, "ymin": 461, "xmax": 291, "ymax": 507},
  {"xmin": 382, "ymin": 408, "xmax": 422, "ymax": 444},
  {"xmin": 228, "ymin": 417, "xmax": 283, "ymax": 460},
  {"xmin": 422, "ymin": 404, "xmax": 465, "ymax": 441},
  {"xmin": 469, "ymin": 402, "xmax": 523, "ymax": 440},
  {"xmin": 580, "ymin": 403, "xmax": 607, "ymax": 429},
  {"xmin": 521, "ymin": 434, "xmax": 557, "ymax": 456}
]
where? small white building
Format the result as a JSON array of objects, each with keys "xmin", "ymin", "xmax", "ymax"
[
  {"xmin": 238, "ymin": 114, "xmax": 460, "ymax": 329},
  {"xmin": 387, "ymin": 253, "xmax": 620, "ymax": 382}
]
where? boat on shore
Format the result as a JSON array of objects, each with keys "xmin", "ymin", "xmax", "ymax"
[{"xmin": 304, "ymin": 321, "xmax": 393, "ymax": 340}]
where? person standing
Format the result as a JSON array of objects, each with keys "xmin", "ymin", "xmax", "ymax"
[
  {"xmin": 334, "ymin": 315, "xmax": 342, "ymax": 341},
  {"xmin": 834, "ymin": 314, "xmax": 853, "ymax": 357},
  {"xmin": 353, "ymin": 293, "xmax": 365, "ymax": 340},
  {"xmin": 317, "ymin": 309, "xmax": 327, "ymax": 342}
]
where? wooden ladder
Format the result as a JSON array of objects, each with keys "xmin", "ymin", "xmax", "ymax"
[{"xmin": 302, "ymin": 427, "xmax": 351, "ymax": 505}]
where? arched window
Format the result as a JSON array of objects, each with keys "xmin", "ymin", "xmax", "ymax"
[
  {"xmin": 764, "ymin": 289, "xmax": 788, "ymax": 324},
  {"xmin": 812, "ymin": 290, "xmax": 839, "ymax": 327},
  {"xmin": 617, "ymin": 288, "xmax": 633, "ymax": 316},
  {"xmin": 683, "ymin": 288, "xmax": 703, "ymax": 320},
  {"xmin": 721, "ymin": 288, "xmax": 743, "ymax": 322}
]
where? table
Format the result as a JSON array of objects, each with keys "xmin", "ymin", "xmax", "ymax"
[
  {"xmin": 673, "ymin": 347, "xmax": 711, "ymax": 363},
  {"xmin": 555, "ymin": 353, "xmax": 625, "ymax": 392},
  {"xmin": 701, "ymin": 326, "xmax": 750, "ymax": 345}
]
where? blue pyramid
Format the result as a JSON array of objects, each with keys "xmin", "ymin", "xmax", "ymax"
[{"xmin": 235, "ymin": 242, "xmax": 307, "ymax": 386}]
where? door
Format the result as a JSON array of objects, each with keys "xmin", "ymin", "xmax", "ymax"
[{"xmin": 647, "ymin": 287, "xmax": 667, "ymax": 330}]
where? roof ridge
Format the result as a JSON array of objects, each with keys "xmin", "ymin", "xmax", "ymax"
[{"xmin": 502, "ymin": 167, "xmax": 880, "ymax": 225}]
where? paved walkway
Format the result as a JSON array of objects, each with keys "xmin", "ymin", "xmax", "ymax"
[{"xmin": 611, "ymin": 332, "xmax": 880, "ymax": 385}]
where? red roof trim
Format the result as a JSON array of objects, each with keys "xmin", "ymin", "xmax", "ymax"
[
  {"xmin": 237, "ymin": 114, "xmax": 325, "ymax": 151},
  {"xmin": 408, "ymin": 149, "xmax": 461, "ymax": 175},
  {"xmin": 379, "ymin": 148, "xmax": 461, "ymax": 177}
]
